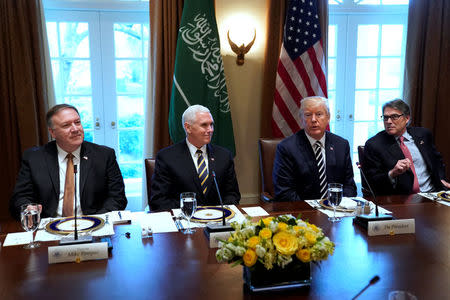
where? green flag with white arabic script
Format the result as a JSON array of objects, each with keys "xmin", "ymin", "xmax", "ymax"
[{"xmin": 168, "ymin": 0, "xmax": 236, "ymax": 155}]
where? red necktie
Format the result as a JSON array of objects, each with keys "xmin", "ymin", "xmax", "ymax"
[{"xmin": 398, "ymin": 136, "xmax": 420, "ymax": 193}]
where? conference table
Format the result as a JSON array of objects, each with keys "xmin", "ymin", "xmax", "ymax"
[{"xmin": 0, "ymin": 194, "xmax": 449, "ymax": 299}]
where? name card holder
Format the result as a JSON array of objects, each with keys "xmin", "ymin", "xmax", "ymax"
[
  {"xmin": 206, "ymin": 231, "xmax": 232, "ymax": 248},
  {"xmin": 48, "ymin": 242, "xmax": 108, "ymax": 264},
  {"xmin": 368, "ymin": 219, "xmax": 415, "ymax": 236}
]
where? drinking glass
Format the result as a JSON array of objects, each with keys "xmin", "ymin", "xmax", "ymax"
[
  {"xmin": 20, "ymin": 203, "xmax": 41, "ymax": 249},
  {"xmin": 327, "ymin": 183, "xmax": 343, "ymax": 222},
  {"xmin": 388, "ymin": 291, "xmax": 417, "ymax": 300},
  {"xmin": 180, "ymin": 192, "xmax": 197, "ymax": 234}
]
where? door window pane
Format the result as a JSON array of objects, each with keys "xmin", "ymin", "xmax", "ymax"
[
  {"xmin": 379, "ymin": 58, "xmax": 401, "ymax": 88},
  {"xmin": 357, "ymin": 25, "xmax": 379, "ymax": 56},
  {"xmin": 354, "ymin": 90, "xmax": 376, "ymax": 121},
  {"xmin": 381, "ymin": 25, "xmax": 403, "ymax": 56},
  {"xmin": 355, "ymin": 58, "xmax": 378, "ymax": 89}
]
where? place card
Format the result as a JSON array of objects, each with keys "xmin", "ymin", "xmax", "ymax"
[
  {"xmin": 48, "ymin": 242, "xmax": 108, "ymax": 264},
  {"xmin": 241, "ymin": 206, "xmax": 269, "ymax": 217},
  {"xmin": 368, "ymin": 219, "xmax": 415, "ymax": 236},
  {"xmin": 208, "ymin": 231, "xmax": 232, "ymax": 248},
  {"xmin": 2, "ymin": 232, "xmax": 32, "ymax": 246}
]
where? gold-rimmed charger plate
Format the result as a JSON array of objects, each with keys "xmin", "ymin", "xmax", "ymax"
[
  {"xmin": 45, "ymin": 216, "xmax": 105, "ymax": 235},
  {"xmin": 436, "ymin": 191, "xmax": 450, "ymax": 202},
  {"xmin": 191, "ymin": 206, "xmax": 235, "ymax": 223},
  {"xmin": 318, "ymin": 199, "xmax": 355, "ymax": 213}
]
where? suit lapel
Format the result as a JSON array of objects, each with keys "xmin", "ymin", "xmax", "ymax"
[
  {"xmin": 385, "ymin": 133, "xmax": 404, "ymax": 161},
  {"xmin": 408, "ymin": 128, "xmax": 433, "ymax": 170},
  {"xmin": 324, "ymin": 132, "xmax": 336, "ymax": 171},
  {"xmin": 204, "ymin": 144, "xmax": 215, "ymax": 196},
  {"xmin": 297, "ymin": 131, "xmax": 318, "ymax": 174},
  {"xmin": 44, "ymin": 142, "xmax": 60, "ymax": 200},
  {"xmin": 80, "ymin": 142, "xmax": 92, "ymax": 202},
  {"xmin": 181, "ymin": 141, "xmax": 204, "ymax": 196}
]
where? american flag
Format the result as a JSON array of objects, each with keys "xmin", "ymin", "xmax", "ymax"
[{"xmin": 272, "ymin": 0, "xmax": 328, "ymax": 137}]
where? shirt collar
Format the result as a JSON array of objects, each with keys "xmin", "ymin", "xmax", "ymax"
[
  {"xmin": 398, "ymin": 130, "xmax": 413, "ymax": 142},
  {"xmin": 186, "ymin": 138, "xmax": 207, "ymax": 157},
  {"xmin": 56, "ymin": 144, "xmax": 81, "ymax": 164},
  {"xmin": 305, "ymin": 132, "xmax": 326, "ymax": 148}
]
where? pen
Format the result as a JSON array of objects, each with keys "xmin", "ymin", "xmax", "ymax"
[{"xmin": 118, "ymin": 211, "xmax": 122, "ymax": 219}]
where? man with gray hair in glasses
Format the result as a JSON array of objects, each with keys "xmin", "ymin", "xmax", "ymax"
[{"xmin": 363, "ymin": 99, "xmax": 449, "ymax": 195}]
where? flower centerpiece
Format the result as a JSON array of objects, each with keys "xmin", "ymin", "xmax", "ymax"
[{"xmin": 215, "ymin": 214, "xmax": 335, "ymax": 292}]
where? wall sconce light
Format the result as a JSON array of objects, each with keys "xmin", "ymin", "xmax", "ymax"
[{"xmin": 227, "ymin": 29, "xmax": 256, "ymax": 66}]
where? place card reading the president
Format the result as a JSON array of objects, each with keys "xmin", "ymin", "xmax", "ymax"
[
  {"xmin": 368, "ymin": 219, "xmax": 415, "ymax": 236},
  {"xmin": 48, "ymin": 242, "xmax": 108, "ymax": 264}
]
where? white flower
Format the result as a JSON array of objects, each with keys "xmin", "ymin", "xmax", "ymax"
[
  {"xmin": 255, "ymin": 244, "xmax": 266, "ymax": 258},
  {"xmin": 235, "ymin": 246, "xmax": 246, "ymax": 257},
  {"xmin": 269, "ymin": 222, "xmax": 278, "ymax": 232},
  {"xmin": 276, "ymin": 254, "xmax": 293, "ymax": 268}
]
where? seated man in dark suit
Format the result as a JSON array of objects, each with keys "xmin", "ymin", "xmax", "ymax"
[
  {"xmin": 363, "ymin": 99, "xmax": 449, "ymax": 195},
  {"xmin": 273, "ymin": 96, "xmax": 357, "ymax": 201},
  {"xmin": 10, "ymin": 104, "xmax": 127, "ymax": 220},
  {"xmin": 150, "ymin": 105, "xmax": 240, "ymax": 211}
]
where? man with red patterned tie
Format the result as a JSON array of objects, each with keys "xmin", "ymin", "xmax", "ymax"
[{"xmin": 363, "ymin": 99, "xmax": 450, "ymax": 195}]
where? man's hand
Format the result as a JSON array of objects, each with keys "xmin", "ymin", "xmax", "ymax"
[
  {"xmin": 441, "ymin": 179, "xmax": 450, "ymax": 189},
  {"xmin": 389, "ymin": 158, "xmax": 412, "ymax": 178}
]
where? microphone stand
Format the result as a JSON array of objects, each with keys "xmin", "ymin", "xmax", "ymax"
[
  {"xmin": 354, "ymin": 162, "xmax": 392, "ymax": 230},
  {"xmin": 204, "ymin": 171, "xmax": 233, "ymax": 236},
  {"xmin": 60, "ymin": 164, "xmax": 92, "ymax": 245},
  {"xmin": 74, "ymin": 164, "xmax": 78, "ymax": 240},
  {"xmin": 351, "ymin": 275, "xmax": 380, "ymax": 300}
]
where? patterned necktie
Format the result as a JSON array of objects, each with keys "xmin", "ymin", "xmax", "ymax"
[
  {"xmin": 63, "ymin": 153, "xmax": 74, "ymax": 216},
  {"xmin": 399, "ymin": 136, "xmax": 420, "ymax": 193},
  {"xmin": 196, "ymin": 150, "xmax": 208, "ymax": 194},
  {"xmin": 314, "ymin": 141, "xmax": 328, "ymax": 199}
]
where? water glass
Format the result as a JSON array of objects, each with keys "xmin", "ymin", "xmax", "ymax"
[
  {"xmin": 20, "ymin": 203, "xmax": 41, "ymax": 249},
  {"xmin": 388, "ymin": 291, "xmax": 417, "ymax": 300},
  {"xmin": 328, "ymin": 183, "xmax": 343, "ymax": 222},
  {"xmin": 180, "ymin": 192, "xmax": 197, "ymax": 234}
]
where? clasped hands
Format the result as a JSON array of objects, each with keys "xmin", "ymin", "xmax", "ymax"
[{"xmin": 388, "ymin": 159, "xmax": 450, "ymax": 189}]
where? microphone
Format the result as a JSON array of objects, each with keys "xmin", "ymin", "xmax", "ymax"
[
  {"xmin": 212, "ymin": 171, "xmax": 226, "ymax": 226},
  {"xmin": 354, "ymin": 162, "xmax": 392, "ymax": 229},
  {"xmin": 74, "ymin": 164, "xmax": 78, "ymax": 240},
  {"xmin": 60, "ymin": 164, "xmax": 92, "ymax": 245},
  {"xmin": 204, "ymin": 170, "xmax": 233, "ymax": 235},
  {"xmin": 351, "ymin": 275, "xmax": 380, "ymax": 300}
]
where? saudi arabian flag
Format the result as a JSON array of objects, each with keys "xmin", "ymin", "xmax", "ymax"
[{"xmin": 168, "ymin": 0, "xmax": 236, "ymax": 155}]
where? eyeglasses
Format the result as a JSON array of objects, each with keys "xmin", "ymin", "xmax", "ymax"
[{"xmin": 381, "ymin": 114, "xmax": 404, "ymax": 121}]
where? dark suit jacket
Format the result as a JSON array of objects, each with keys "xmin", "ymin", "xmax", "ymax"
[
  {"xmin": 150, "ymin": 140, "xmax": 240, "ymax": 211},
  {"xmin": 10, "ymin": 141, "xmax": 127, "ymax": 220},
  {"xmin": 273, "ymin": 130, "xmax": 357, "ymax": 201},
  {"xmin": 363, "ymin": 127, "xmax": 447, "ymax": 195}
]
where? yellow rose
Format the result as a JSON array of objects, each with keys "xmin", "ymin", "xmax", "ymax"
[
  {"xmin": 227, "ymin": 236, "xmax": 234, "ymax": 242},
  {"xmin": 273, "ymin": 231, "xmax": 298, "ymax": 256},
  {"xmin": 247, "ymin": 236, "xmax": 260, "ymax": 249},
  {"xmin": 308, "ymin": 223, "xmax": 320, "ymax": 233},
  {"xmin": 278, "ymin": 222, "xmax": 288, "ymax": 231},
  {"xmin": 243, "ymin": 249, "xmax": 258, "ymax": 267},
  {"xmin": 259, "ymin": 228, "xmax": 272, "ymax": 239},
  {"xmin": 296, "ymin": 248, "xmax": 311, "ymax": 263},
  {"xmin": 305, "ymin": 232, "xmax": 317, "ymax": 245},
  {"xmin": 262, "ymin": 217, "xmax": 274, "ymax": 226}
]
